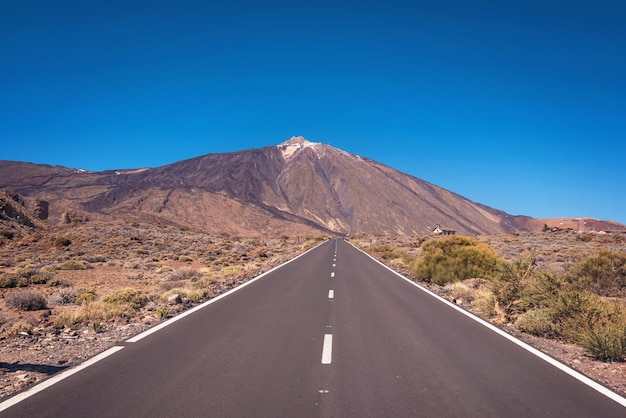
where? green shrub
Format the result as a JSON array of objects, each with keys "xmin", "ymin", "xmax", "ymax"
[
  {"xmin": 401, "ymin": 253, "xmax": 418, "ymax": 267},
  {"xmin": 493, "ymin": 255, "xmax": 537, "ymax": 321},
  {"xmin": 54, "ymin": 236, "xmax": 72, "ymax": 247},
  {"xmin": 575, "ymin": 300, "xmax": 626, "ymax": 361},
  {"xmin": 6, "ymin": 290, "xmax": 48, "ymax": 311},
  {"xmin": 413, "ymin": 236, "xmax": 501, "ymax": 285},
  {"xmin": 0, "ymin": 273, "xmax": 17, "ymax": 288},
  {"xmin": 567, "ymin": 251, "xmax": 626, "ymax": 297},
  {"xmin": 102, "ymin": 288, "xmax": 149, "ymax": 310},
  {"xmin": 13, "ymin": 265, "xmax": 53, "ymax": 286},
  {"xmin": 517, "ymin": 271, "xmax": 566, "ymax": 315},
  {"xmin": 515, "ymin": 309, "xmax": 558, "ymax": 338},
  {"xmin": 371, "ymin": 244, "xmax": 404, "ymax": 260}
]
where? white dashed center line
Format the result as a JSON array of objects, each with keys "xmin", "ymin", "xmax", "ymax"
[
  {"xmin": 328, "ymin": 290, "xmax": 334, "ymax": 299},
  {"xmin": 331, "ymin": 272, "xmax": 335, "ymax": 278},
  {"xmin": 322, "ymin": 334, "xmax": 333, "ymax": 364}
]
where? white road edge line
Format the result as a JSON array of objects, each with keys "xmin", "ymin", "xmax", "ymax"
[
  {"xmin": 329, "ymin": 290, "xmax": 334, "ymax": 299},
  {"xmin": 0, "ymin": 346, "xmax": 125, "ymax": 413},
  {"xmin": 348, "ymin": 241, "xmax": 626, "ymax": 408},
  {"xmin": 322, "ymin": 334, "xmax": 333, "ymax": 364},
  {"xmin": 127, "ymin": 240, "xmax": 327, "ymax": 343}
]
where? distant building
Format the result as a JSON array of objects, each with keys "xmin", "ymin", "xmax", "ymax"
[{"xmin": 432, "ymin": 224, "xmax": 455, "ymax": 236}]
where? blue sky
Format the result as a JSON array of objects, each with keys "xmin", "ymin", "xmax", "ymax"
[{"xmin": 2, "ymin": 0, "xmax": 625, "ymax": 224}]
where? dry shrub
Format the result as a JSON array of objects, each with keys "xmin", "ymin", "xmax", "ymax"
[
  {"xmin": 75, "ymin": 288, "xmax": 98, "ymax": 305},
  {"xmin": 54, "ymin": 236, "xmax": 72, "ymax": 247},
  {"xmin": 161, "ymin": 267, "xmax": 201, "ymax": 282},
  {"xmin": 57, "ymin": 260, "xmax": 87, "ymax": 270},
  {"xmin": 6, "ymin": 290, "xmax": 48, "ymax": 311},
  {"xmin": 50, "ymin": 287, "xmax": 76, "ymax": 305},
  {"xmin": 55, "ymin": 312, "xmax": 85, "ymax": 327},
  {"xmin": 102, "ymin": 288, "xmax": 149, "ymax": 310},
  {"xmin": 79, "ymin": 301, "xmax": 128, "ymax": 321},
  {"xmin": 160, "ymin": 280, "xmax": 186, "ymax": 291},
  {"xmin": 4, "ymin": 321, "xmax": 34, "ymax": 337},
  {"xmin": 190, "ymin": 273, "xmax": 219, "ymax": 289},
  {"xmin": 160, "ymin": 287, "xmax": 207, "ymax": 303}
]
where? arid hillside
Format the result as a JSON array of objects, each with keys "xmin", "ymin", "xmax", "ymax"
[{"xmin": 2, "ymin": 137, "xmax": 593, "ymax": 237}]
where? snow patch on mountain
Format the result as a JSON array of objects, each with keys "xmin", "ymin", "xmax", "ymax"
[{"xmin": 278, "ymin": 136, "xmax": 321, "ymax": 160}]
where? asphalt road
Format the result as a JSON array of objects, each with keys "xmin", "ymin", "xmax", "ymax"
[{"xmin": 2, "ymin": 238, "xmax": 625, "ymax": 417}]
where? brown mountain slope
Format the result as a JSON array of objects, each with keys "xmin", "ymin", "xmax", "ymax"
[{"xmin": 1, "ymin": 137, "xmax": 622, "ymax": 236}]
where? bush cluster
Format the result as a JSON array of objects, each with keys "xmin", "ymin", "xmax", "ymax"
[
  {"xmin": 370, "ymin": 244, "xmax": 404, "ymax": 261},
  {"xmin": 412, "ymin": 236, "xmax": 501, "ymax": 285},
  {"xmin": 1, "ymin": 266, "xmax": 55, "ymax": 288}
]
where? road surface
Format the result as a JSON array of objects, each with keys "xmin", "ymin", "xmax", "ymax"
[{"xmin": 2, "ymin": 238, "xmax": 625, "ymax": 417}]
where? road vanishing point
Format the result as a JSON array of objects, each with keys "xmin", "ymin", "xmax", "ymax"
[{"xmin": 2, "ymin": 239, "xmax": 625, "ymax": 417}]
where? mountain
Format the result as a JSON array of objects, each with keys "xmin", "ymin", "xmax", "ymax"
[{"xmin": 1, "ymin": 137, "xmax": 623, "ymax": 236}]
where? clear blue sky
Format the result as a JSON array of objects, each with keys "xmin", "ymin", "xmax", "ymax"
[{"xmin": 2, "ymin": 0, "xmax": 625, "ymax": 224}]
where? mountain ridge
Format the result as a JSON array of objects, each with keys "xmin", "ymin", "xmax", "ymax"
[{"xmin": 1, "ymin": 138, "xmax": 624, "ymax": 236}]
